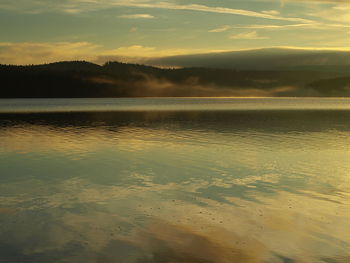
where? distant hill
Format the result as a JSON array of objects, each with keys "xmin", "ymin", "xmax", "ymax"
[
  {"xmin": 145, "ymin": 48, "xmax": 350, "ymax": 72},
  {"xmin": 1, "ymin": 60, "xmax": 350, "ymax": 98}
]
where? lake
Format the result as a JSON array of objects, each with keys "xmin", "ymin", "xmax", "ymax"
[{"xmin": 0, "ymin": 98, "xmax": 350, "ymax": 263}]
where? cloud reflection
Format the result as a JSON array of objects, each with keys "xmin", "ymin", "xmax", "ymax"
[{"xmin": 1, "ymin": 110, "xmax": 350, "ymax": 262}]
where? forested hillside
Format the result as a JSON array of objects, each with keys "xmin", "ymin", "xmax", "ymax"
[{"xmin": 1, "ymin": 61, "xmax": 349, "ymax": 97}]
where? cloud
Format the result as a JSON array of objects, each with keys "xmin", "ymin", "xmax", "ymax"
[
  {"xmin": 4, "ymin": 41, "xmax": 350, "ymax": 66},
  {"xmin": 0, "ymin": 0, "xmax": 313, "ymax": 23},
  {"xmin": 0, "ymin": 41, "xmax": 225, "ymax": 65},
  {"xmin": 262, "ymin": 10, "xmax": 280, "ymax": 15},
  {"xmin": 0, "ymin": 42, "xmax": 100, "ymax": 65},
  {"xmin": 308, "ymin": 4, "xmax": 350, "ymax": 23},
  {"xmin": 230, "ymin": 31, "xmax": 269, "ymax": 40},
  {"xmin": 231, "ymin": 22, "xmax": 350, "ymax": 30},
  {"xmin": 233, "ymin": 24, "xmax": 312, "ymax": 29},
  {"xmin": 209, "ymin": 25, "xmax": 231, "ymax": 33},
  {"xmin": 119, "ymin": 14, "xmax": 155, "ymax": 19},
  {"xmin": 282, "ymin": 0, "xmax": 350, "ymax": 3},
  {"xmin": 129, "ymin": 26, "xmax": 138, "ymax": 32},
  {"xmin": 100, "ymin": 45, "xmax": 226, "ymax": 59},
  {"xmin": 62, "ymin": 8, "xmax": 83, "ymax": 14},
  {"xmin": 209, "ymin": 19, "xmax": 350, "ymax": 36},
  {"xmin": 106, "ymin": 45, "xmax": 156, "ymax": 57},
  {"xmin": 110, "ymin": 1, "xmax": 313, "ymax": 23},
  {"xmin": 0, "ymin": 42, "xmax": 342, "ymax": 66}
]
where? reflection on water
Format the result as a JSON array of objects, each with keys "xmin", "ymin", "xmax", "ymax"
[
  {"xmin": 1, "ymin": 99, "xmax": 350, "ymax": 262},
  {"xmin": 2, "ymin": 97, "xmax": 350, "ymax": 113}
]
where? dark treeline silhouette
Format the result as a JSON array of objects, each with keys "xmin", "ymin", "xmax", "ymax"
[{"xmin": 1, "ymin": 61, "xmax": 350, "ymax": 97}]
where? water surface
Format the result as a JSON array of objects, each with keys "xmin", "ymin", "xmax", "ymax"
[
  {"xmin": 0, "ymin": 98, "xmax": 350, "ymax": 263},
  {"xmin": 2, "ymin": 97, "xmax": 350, "ymax": 113}
]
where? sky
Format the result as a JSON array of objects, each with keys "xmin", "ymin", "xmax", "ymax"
[{"xmin": 1, "ymin": 0, "xmax": 350, "ymax": 64}]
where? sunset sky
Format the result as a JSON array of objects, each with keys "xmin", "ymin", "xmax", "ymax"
[{"xmin": 1, "ymin": 0, "xmax": 350, "ymax": 64}]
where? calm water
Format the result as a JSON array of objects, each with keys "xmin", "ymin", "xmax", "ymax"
[{"xmin": 0, "ymin": 98, "xmax": 350, "ymax": 263}]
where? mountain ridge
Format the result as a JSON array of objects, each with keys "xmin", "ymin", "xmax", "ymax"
[{"xmin": 144, "ymin": 48, "xmax": 350, "ymax": 71}]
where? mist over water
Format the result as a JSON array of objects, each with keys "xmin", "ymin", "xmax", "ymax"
[{"xmin": 1, "ymin": 98, "xmax": 350, "ymax": 263}]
